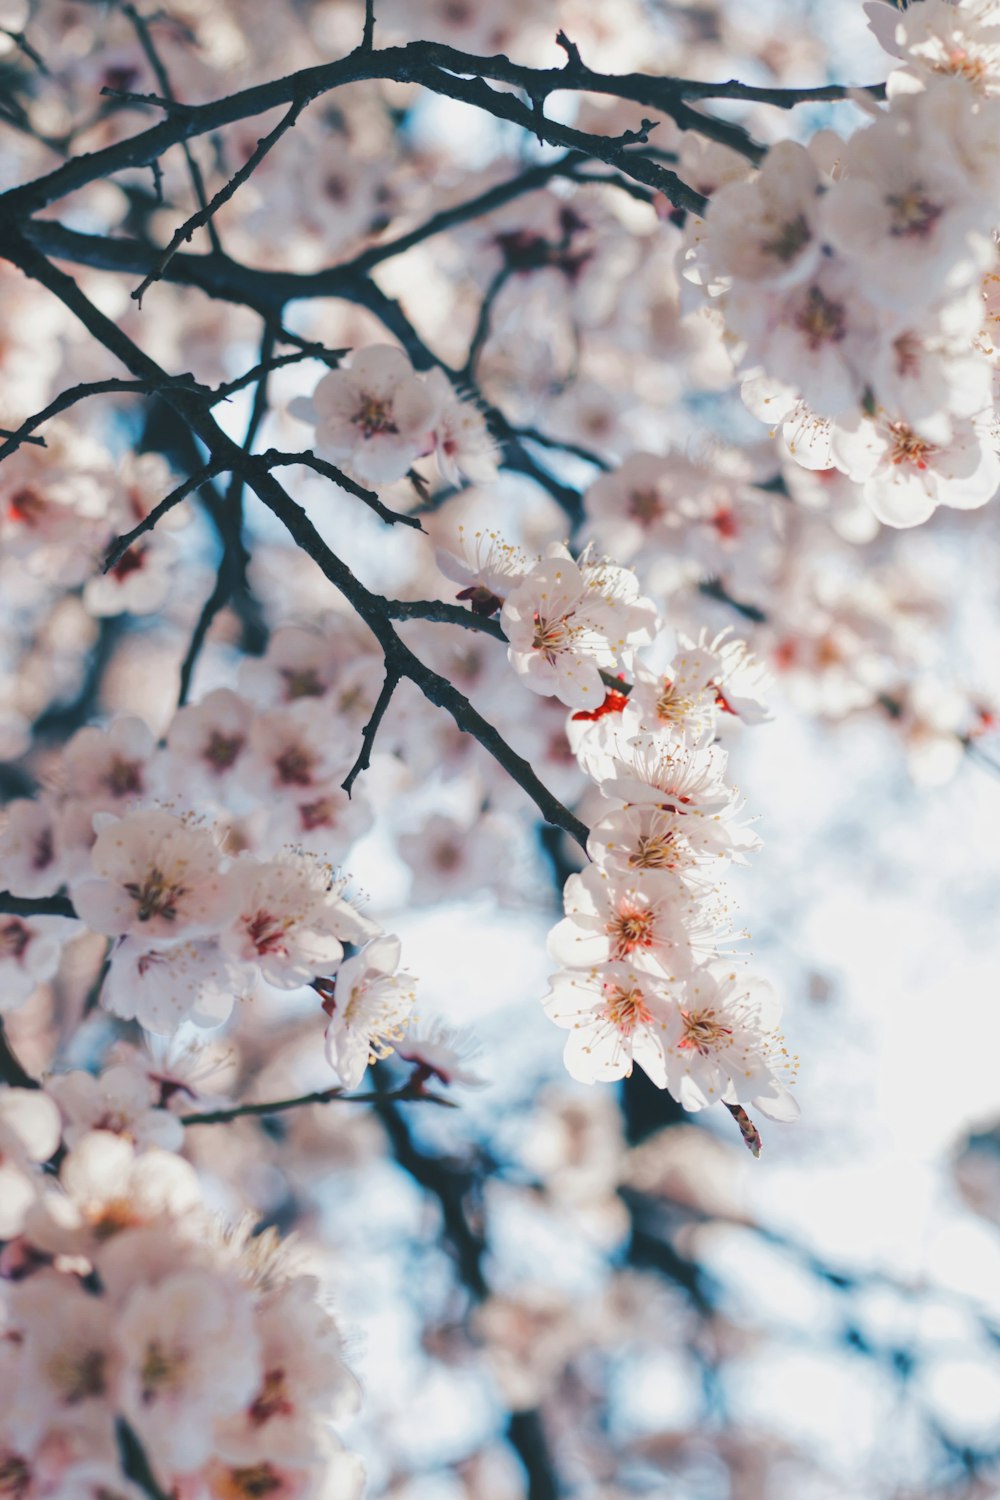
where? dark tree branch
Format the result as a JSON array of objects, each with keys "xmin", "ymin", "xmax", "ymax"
[
  {"xmin": 176, "ymin": 320, "xmax": 277, "ymax": 706},
  {"xmin": 0, "ymin": 377, "xmax": 204, "ymax": 462},
  {"xmin": 0, "ymin": 891, "xmax": 77, "ymax": 919},
  {"xmin": 213, "ymin": 344, "xmax": 347, "ymax": 400},
  {"xmin": 0, "ymin": 1018, "xmax": 41, "ymax": 1090},
  {"xmin": 362, "ymin": 0, "xmax": 375, "ymax": 51},
  {"xmin": 384, "ymin": 599, "xmax": 506, "ymax": 638},
  {"xmin": 103, "ymin": 459, "xmax": 226, "ymax": 572},
  {"xmin": 342, "ymin": 664, "xmax": 401, "ymax": 796},
  {"xmin": 132, "ymin": 96, "xmax": 308, "ymax": 305},
  {"xmin": 511, "ymin": 423, "xmax": 613, "ymax": 471},
  {"xmin": 121, "ymin": 0, "xmax": 223, "ymax": 255},
  {"xmin": 3, "ymin": 235, "xmax": 589, "ymax": 849},
  {"xmin": 116, "ymin": 1418, "xmax": 171, "ymax": 1500},
  {"xmin": 345, "ymin": 151, "xmax": 585, "ymax": 274},
  {"xmin": 698, "ymin": 577, "xmax": 768, "ymax": 624},
  {"xmin": 262, "ymin": 449, "xmax": 424, "ymax": 529},
  {"xmin": 0, "ymin": 39, "xmax": 886, "ymax": 223},
  {"xmin": 179, "ymin": 1078, "xmax": 453, "ymax": 1125}
]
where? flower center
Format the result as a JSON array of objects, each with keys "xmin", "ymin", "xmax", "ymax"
[
  {"xmin": 124, "ymin": 867, "xmax": 188, "ymax": 923},
  {"xmin": 140, "ymin": 1339, "xmax": 184, "ymax": 1404},
  {"xmin": 274, "ymin": 745, "xmax": 316, "ymax": 786},
  {"xmin": 886, "ymin": 185, "xmax": 943, "ymax": 239},
  {"xmin": 50, "ymin": 1346, "xmax": 107, "ymax": 1403},
  {"xmin": 245, "ymin": 910, "xmax": 290, "ymax": 957},
  {"xmin": 628, "ymin": 487, "xmax": 665, "ymax": 525},
  {"xmin": 761, "ymin": 212, "xmax": 811, "ymax": 264},
  {"xmin": 677, "ymin": 1007, "xmax": 734, "ymax": 1055},
  {"xmin": 531, "ymin": 613, "xmax": 570, "ymax": 658},
  {"xmin": 629, "ymin": 831, "xmax": 680, "ymax": 870},
  {"xmin": 103, "ymin": 757, "xmax": 144, "ymax": 798},
  {"xmin": 205, "ymin": 731, "xmax": 244, "ymax": 770},
  {"xmin": 248, "ymin": 1368, "xmax": 294, "ymax": 1428},
  {"xmin": 353, "ymin": 393, "xmax": 399, "ymax": 440},
  {"xmin": 887, "ymin": 422, "xmax": 934, "ymax": 470},
  {"xmin": 218, "ymin": 1465, "xmax": 284, "ymax": 1499},
  {"xmin": 609, "ymin": 905, "xmax": 656, "ymax": 957},
  {"xmin": 280, "ymin": 666, "xmax": 324, "ymax": 700},
  {"xmin": 0, "ymin": 1455, "xmax": 32, "ymax": 1499},
  {"xmin": 602, "ymin": 983, "xmax": 651, "ymax": 1036},
  {"xmin": 0, "ymin": 920, "xmax": 31, "ymax": 961},
  {"xmin": 794, "ymin": 286, "xmax": 847, "ymax": 349}
]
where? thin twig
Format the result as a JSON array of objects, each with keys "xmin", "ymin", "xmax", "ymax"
[
  {"xmin": 262, "ymin": 449, "xmax": 424, "ymax": 530},
  {"xmin": 180, "ymin": 1078, "xmax": 454, "ymax": 1125},
  {"xmin": 132, "ymin": 96, "xmax": 307, "ymax": 305},
  {"xmin": 698, "ymin": 578, "xmax": 768, "ymax": 624},
  {"xmin": 0, "ymin": 377, "xmax": 203, "ymax": 461},
  {"xmin": 511, "ymin": 424, "xmax": 613, "ymax": 471},
  {"xmin": 342, "ymin": 664, "xmax": 401, "ymax": 796},
  {"xmin": 362, "ymin": 0, "xmax": 375, "ymax": 51},
  {"xmin": 212, "ymin": 344, "xmax": 347, "ymax": 401},
  {"xmin": 122, "ymin": 0, "xmax": 223, "ymax": 254},
  {"xmin": 103, "ymin": 459, "xmax": 226, "ymax": 572},
  {"xmin": 385, "ymin": 598, "xmax": 505, "ymax": 639}
]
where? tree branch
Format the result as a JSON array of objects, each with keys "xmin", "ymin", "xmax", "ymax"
[
  {"xmin": 3, "ymin": 234, "xmax": 589, "ymax": 849},
  {"xmin": 132, "ymin": 97, "xmax": 308, "ymax": 305},
  {"xmin": 179, "ymin": 1078, "xmax": 453, "ymax": 1125},
  {"xmin": 121, "ymin": 0, "xmax": 224, "ymax": 255},
  {"xmin": 261, "ymin": 449, "xmax": 424, "ymax": 529},
  {"xmin": 342, "ymin": 663, "xmax": 401, "ymax": 796},
  {"xmin": 103, "ymin": 459, "xmax": 227, "ymax": 572}
]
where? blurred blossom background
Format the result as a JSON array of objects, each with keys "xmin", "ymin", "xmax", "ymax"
[{"xmin": 3, "ymin": 0, "xmax": 1000, "ymax": 1496}]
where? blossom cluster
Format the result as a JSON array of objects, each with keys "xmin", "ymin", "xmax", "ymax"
[
  {"xmin": 289, "ymin": 345, "xmax": 498, "ymax": 486},
  {"xmin": 0, "ymin": 628, "xmax": 418, "ymax": 1089},
  {"xmin": 0, "ymin": 1086, "xmax": 362, "ymax": 1500},
  {"xmin": 683, "ymin": 0, "xmax": 1000, "ymax": 526},
  {"xmin": 436, "ymin": 530, "xmax": 798, "ymax": 1127},
  {"xmin": 550, "ymin": 640, "xmax": 797, "ymax": 1121}
]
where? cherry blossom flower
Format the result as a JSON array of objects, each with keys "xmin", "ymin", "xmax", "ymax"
[
  {"xmin": 220, "ymin": 852, "xmax": 379, "ymax": 990},
  {"xmin": 243, "ymin": 703, "xmax": 354, "ymax": 801},
  {"xmin": 0, "ymin": 799, "xmax": 62, "ymax": 898},
  {"xmin": 290, "ymin": 345, "xmax": 437, "ymax": 484},
  {"xmin": 597, "ymin": 731, "xmax": 732, "ymax": 813},
  {"xmin": 46, "ymin": 1063, "xmax": 185, "ymax": 1152},
  {"xmin": 435, "ymin": 526, "xmax": 530, "ymax": 614},
  {"xmin": 685, "ymin": 140, "xmax": 823, "ymax": 295},
  {"xmin": 866, "ymin": 0, "xmax": 1000, "ymax": 95},
  {"xmin": 0, "ymin": 915, "xmax": 75, "ymax": 1013},
  {"xmin": 542, "ymin": 963, "xmax": 677, "ymax": 1085},
  {"xmin": 25, "ymin": 1130, "xmax": 202, "ymax": 1259},
  {"xmin": 396, "ymin": 1019, "xmax": 488, "ymax": 1088},
  {"xmin": 117, "ymin": 1268, "xmax": 260, "ymax": 1473},
  {"xmin": 587, "ymin": 798, "xmax": 760, "ymax": 881},
  {"xmin": 323, "ymin": 934, "xmax": 417, "ymax": 1089},
  {"xmin": 215, "ymin": 1278, "xmax": 358, "ymax": 1464},
  {"xmin": 820, "ymin": 105, "xmax": 995, "ymax": 316},
  {"xmin": 70, "ymin": 809, "xmax": 235, "ymax": 947},
  {"xmin": 831, "ymin": 409, "xmax": 1000, "ymax": 525},
  {"xmin": 547, "ymin": 864, "xmax": 715, "ymax": 975},
  {"xmin": 424, "ymin": 368, "xmax": 499, "ymax": 484},
  {"xmin": 501, "ymin": 544, "xmax": 657, "ymax": 709},
  {"xmin": 101, "ymin": 937, "xmax": 244, "ymax": 1034},
  {"xmin": 661, "ymin": 964, "xmax": 799, "ymax": 1120},
  {"xmin": 165, "ymin": 688, "xmax": 254, "ymax": 795},
  {"xmin": 6, "ymin": 1271, "xmax": 118, "ymax": 1452}
]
